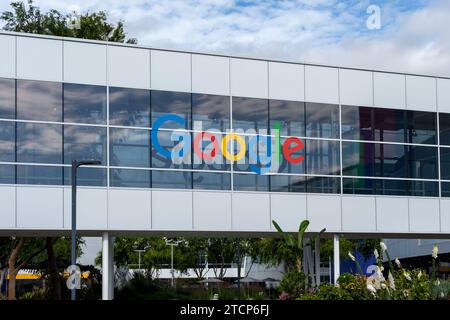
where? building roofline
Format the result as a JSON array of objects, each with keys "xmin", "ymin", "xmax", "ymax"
[{"xmin": 1, "ymin": 29, "xmax": 450, "ymax": 80}]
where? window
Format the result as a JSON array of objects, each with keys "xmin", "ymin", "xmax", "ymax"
[
  {"xmin": 342, "ymin": 142, "xmax": 374, "ymax": 177},
  {"xmin": 306, "ymin": 176, "xmax": 340, "ymax": 194},
  {"xmin": 270, "ymin": 175, "xmax": 306, "ymax": 193},
  {"xmin": 439, "ymin": 113, "xmax": 450, "ymax": 146},
  {"xmin": 306, "ymin": 139, "xmax": 340, "ymax": 175},
  {"xmin": 17, "ymin": 123, "xmax": 62, "ymax": 164},
  {"xmin": 441, "ymin": 182, "xmax": 450, "ymax": 197},
  {"xmin": 374, "ymin": 179, "xmax": 407, "ymax": 196},
  {"xmin": 269, "ymin": 100, "xmax": 305, "ymax": 137},
  {"xmin": 17, "ymin": 165, "xmax": 62, "ymax": 185},
  {"xmin": 109, "ymin": 87, "xmax": 150, "ymax": 127},
  {"xmin": 341, "ymin": 106, "xmax": 373, "ymax": 141},
  {"xmin": 192, "ymin": 94, "xmax": 230, "ymax": 132},
  {"xmin": 374, "ymin": 143, "xmax": 406, "ymax": 178},
  {"xmin": 64, "ymin": 125, "xmax": 106, "ymax": 165},
  {"xmin": 305, "ymin": 103, "xmax": 339, "ymax": 138},
  {"xmin": 193, "ymin": 171, "xmax": 231, "ymax": 190},
  {"xmin": 192, "ymin": 132, "xmax": 230, "ymax": 171},
  {"xmin": 152, "ymin": 130, "xmax": 192, "ymax": 169},
  {"xmin": 278, "ymin": 137, "xmax": 306, "ymax": 174},
  {"xmin": 441, "ymin": 147, "xmax": 450, "ymax": 179},
  {"xmin": 151, "ymin": 90, "xmax": 191, "ymax": 130},
  {"xmin": 152, "ymin": 170, "xmax": 192, "ymax": 189},
  {"xmin": 343, "ymin": 178, "xmax": 375, "ymax": 195},
  {"xmin": 233, "ymin": 173, "xmax": 269, "ymax": 191},
  {"xmin": 0, "ymin": 164, "xmax": 15, "ymax": 184},
  {"xmin": 64, "ymin": 83, "xmax": 106, "ymax": 124},
  {"xmin": 406, "ymin": 111, "xmax": 436, "ymax": 144},
  {"xmin": 17, "ymin": 80, "xmax": 62, "ymax": 122},
  {"xmin": 408, "ymin": 145, "xmax": 437, "ymax": 179},
  {"xmin": 110, "ymin": 168, "xmax": 151, "ymax": 188},
  {"xmin": 64, "ymin": 167, "xmax": 106, "ymax": 187},
  {"xmin": 0, "ymin": 121, "xmax": 15, "ymax": 162},
  {"xmin": 110, "ymin": 128, "xmax": 150, "ymax": 167},
  {"xmin": 410, "ymin": 180, "xmax": 438, "ymax": 197},
  {"xmin": 232, "ymin": 97, "xmax": 268, "ymax": 132},
  {"xmin": 374, "ymin": 108, "xmax": 405, "ymax": 143},
  {"xmin": 0, "ymin": 78, "xmax": 15, "ymax": 119}
]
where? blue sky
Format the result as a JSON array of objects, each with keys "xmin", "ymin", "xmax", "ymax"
[{"xmin": 1, "ymin": 0, "xmax": 449, "ymax": 76}]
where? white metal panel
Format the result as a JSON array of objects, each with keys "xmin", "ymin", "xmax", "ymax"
[
  {"xmin": 339, "ymin": 69, "xmax": 373, "ymax": 106},
  {"xmin": 108, "ymin": 189, "xmax": 151, "ymax": 230},
  {"xmin": 306, "ymin": 195, "xmax": 341, "ymax": 232},
  {"xmin": 192, "ymin": 54, "xmax": 229, "ymax": 95},
  {"xmin": 437, "ymin": 79, "xmax": 450, "ymax": 113},
  {"xmin": 270, "ymin": 193, "xmax": 307, "ymax": 232},
  {"xmin": 409, "ymin": 198, "xmax": 440, "ymax": 233},
  {"xmin": 151, "ymin": 50, "xmax": 191, "ymax": 92},
  {"xmin": 232, "ymin": 193, "xmax": 270, "ymax": 231},
  {"xmin": 268, "ymin": 62, "xmax": 304, "ymax": 101},
  {"xmin": 107, "ymin": 45, "xmax": 150, "ymax": 89},
  {"xmin": 17, "ymin": 37, "xmax": 62, "ymax": 82},
  {"xmin": 373, "ymin": 72, "xmax": 406, "ymax": 109},
  {"xmin": 230, "ymin": 58, "xmax": 268, "ymax": 99},
  {"xmin": 406, "ymin": 76, "xmax": 437, "ymax": 111},
  {"xmin": 0, "ymin": 186, "xmax": 15, "ymax": 229},
  {"xmin": 0, "ymin": 35, "xmax": 15, "ymax": 78},
  {"xmin": 376, "ymin": 197, "xmax": 409, "ymax": 233},
  {"xmin": 152, "ymin": 190, "xmax": 192, "ymax": 230},
  {"xmin": 342, "ymin": 196, "xmax": 376, "ymax": 232},
  {"xmin": 17, "ymin": 186, "xmax": 63, "ymax": 229},
  {"xmin": 304, "ymin": 65, "xmax": 339, "ymax": 104},
  {"xmin": 64, "ymin": 41, "xmax": 107, "ymax": 85},
  {"xmin": 440, "ymin": 200, "xmax": 450, "ymax": 233},
  {"xmin": 193, "ymin": 191, "xmax": 231, "ymax": 230},
  {"xmin": 63, "ymin": 188, "xmax": 108, "ymax": 230}
]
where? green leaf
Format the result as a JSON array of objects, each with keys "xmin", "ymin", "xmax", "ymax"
[{"xmin": 297, "ymin": 220, "xmax": 310, "ymax": 250}]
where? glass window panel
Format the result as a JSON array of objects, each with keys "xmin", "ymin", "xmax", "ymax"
[
  {"xmin": 306, "ymin": 176, "xmax": 340, "ymax": 194},
  {"xmin": 64, "ymin": 167, "xmax": 106, "ymax": 187},
  {"xmin": 151, "ymin": 90, "xmax": 191, "ymax": 129},
  {"xmin": 232, "ymin": 134, "xmax": 276, "ymax": 173},
  {"xmin": 342, "ymin": 142, "xmax": 374, "ymax": 177},
  {"xmin": 278, "ymin": 137, "xmax": 306, "ymax": 174},
  {"xmin": 410, "ymin": 180, "xmax": 438, "ymax": 197},
  {"xmin": 270, "ymin": 175, "xmax": 306, "ymax": 193},
  {"xmin": 110, "ymin": 128, "xmax": 150, "ymax": 167},
  {"xmin": 110, "ymin": 168, "xmax": 151, "ymax": 188},
  {"xmin": 406, "ymin": 111, "xmax": 436, "ymax": 144},
  {"xmin": 151, "ymin": 170, "xmax": 192, "ymax": 189},
  {"xmin": 408, "ymin": 145, "xmax": 437, "ymax": 179},
  {"xmin": 306, "ymin": 139, "xmax": 340, "ymax": 175},
  {"xmin": 192, "ymin": 131, "xmax": 230, "ymax": 171},
  {"xmin": 64, "ymin": 83, "xmax": 106, "ymax": 124},
  {"xmin": 341, "ymin": 105, "xmax": 373, "ymax": 141},
  {"xmin": 193, "ymin": 171, "xmax": 231, "ymax": 190},
  {"xmin": 0, "ymin": 78, "xmax": 15, "ymax": 119},
  {"xmin": 17, "ymin": 165, "xmax": 62, "ymax": 185},
  {"xmin": 305, "ymin": 103, "xmax": 339, "ymax": 138},
  {"xmin": 0, "ymin": 164, "xmax": 15, "ymax": 184},
  {"xmin": 0, "ymin": 121, "xmax": 15, "ymax": 162},
  {"xmin": 192, "ymin": 94, "xmax": 230, "ymax": 132},
  {"xmin": 374, "ymin": 108, "xmax": 405, "ymax": 143},
  {"xmin": 374, "ymin": 179, "xmax": 408, "ymax": 196},
  {"xmin": 17, "ymin": 80, "xmax": 62, "ymax": 122},
  {"xmin": 441, "ymin": 182, "xmax": 450, "ymax": 197},
  {"xmin": 64, "ymin": 125, "xmax": 106, "ymax": 165},
  {"xmin": 233, "ymin": 173, "xmax": 269, "ymax": 191},
  {"xmin": 232, "ymin": 97, "xmax": 268, "ymax": 132},
  {"xmin": 439, "ymin": 113, "xmax": 450, "ymax": 146},
  {"xmin": 269, "ymin": 100, "xmax": 305, "ymax": 137},
  {"xmin": 440, "ymin": 147, "xmax": 450, "ymax": 179},
  {"xmin": 109, "ymin": 87, "xmax": 150, "ymax": 127},
  {"xmin": 343, "ymin": 178, "xmax": 375, "ymax": 195},
  {"xmin": 17, "ymin": 122, "xmax": 62, "ymax": 164},
  {"xmin": 151, "ymin": 130, "xmax": 192, "ymax": 169},
  {"xmin": 374, "ymin": 143, "xmax": 406, "ymax": 178}
]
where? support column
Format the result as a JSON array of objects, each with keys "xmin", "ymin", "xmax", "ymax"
[
  {"xmin": 102, "ymin": 232, "xmax": 114, "ymax": 300},
  {"xmin": 333, "ymin": 234, "xmax": 340, "ymax": 285},
  {"xmin": 314, "ymin": 238, "xmax": 321, "ymax": 286}
]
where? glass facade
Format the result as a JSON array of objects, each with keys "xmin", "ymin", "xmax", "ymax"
[{"xmin": 0, "ymin": 77, "xmax": 447, "ymax": 197}]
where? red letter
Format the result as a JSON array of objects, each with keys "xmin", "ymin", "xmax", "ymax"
[
  {"xmin": 282, "ymin": 137, "xmax": 305, "ymax": 164},
  {"xmin": 193, "ymin": 132, "xmax": 219, "ymax": 160}
]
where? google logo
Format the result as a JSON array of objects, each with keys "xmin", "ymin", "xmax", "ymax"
[{"xmin": 152, "ymin": 114, "xmax": 305, "ymax": 175}]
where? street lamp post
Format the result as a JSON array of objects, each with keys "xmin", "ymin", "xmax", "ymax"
[
  {"xmin": 134, "ymin": 246, "xmax": 151, "ymax": 270},
  {"xmin": 165, "ymin": 240, "xmax": 180, "ymax": 288},
  {"xmin": 71, "ymin": 159, "xmax": 101, "ymax": 301}
]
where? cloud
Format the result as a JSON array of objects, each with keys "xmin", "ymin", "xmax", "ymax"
[{"xmin": 1, "ymin": 0, "xmax": 450, "ymax": 76}]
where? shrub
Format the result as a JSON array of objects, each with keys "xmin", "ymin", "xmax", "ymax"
[
  {"xmin": 278, "ymin": 270, "xmax": 306, "ymax": 299},
  {"xmin": 337, "ymin": 273, "xmax": 370, "ymax": 300}
]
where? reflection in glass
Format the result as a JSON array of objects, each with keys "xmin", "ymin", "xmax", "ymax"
[
  {"xmin": 305, "ymin": 103, "xmax": 339, "ymax": 138},
  {"xmin": 193, "ymin": 171, "xmax": 231, "ymax": 190},
  {"xmin": 110, "ymin": 128, "xmax": 150, "ymax": 167},
  {"xmin": 17, "ymin": 165, "xmax": 62, "ymax": 185},
  {"xmin": 0, "ymin": 78, "xmax": 15, "ymax": 119},
  {"xmin": 343, "ymin": 178, "xmax": 374, "ymax": 194},
  {"xmin": 192, "ymin": 94, "xmax": 230, "ymax": 131},
  {"xmin": 64, "ymin": 125, "xmax": 106, "ymax": 164},
  {"xmin": 408, "ymin": 145, "xmax": 437, "ymax": 179},
  {"xmin": 232, "ymin": 97, "xmax": 268, "ymax": 132},
  {"xmin": 374, "ymin": 108, "xmax": 405, "ymax": 143},
  {"xmin": 152, "ymin": 130, "xmax": 191, "ymax": 169},
  {"xmin": 0, "ymin": 164, "xmax": 15, "ymax": 184},
  {"xmin": 109, "ymin": 87, "xmax": 150, "ymax": 127},
  {"xmin": 269, "ymin": 100, "xmax": 305, "ymax": 137},
  {"xmin": 374, "ymin": 143, "xmax": 406, "ymax": 178},
  {"xmin": 17, "ymin": 123, "xmax": 62, "ymax": 164},
  {"xmin": 110, "ymin": 168, "xmax": 151, "ymax": 188},
  {"xmin": 64, "ymin": 167, "xmax": 106, "ymax": 186},
  {"xmin": 306, "ymin": 176, "xmax": 340, "ymax": 194},
  {"xmin": 270, "ymin": 175, "xmax": 306, "ymax": 193},
  {"xmin": 410, "ymin": 180, "xmax": 438, "ymax": 197},
  {"xmin": 233, "ymin": 173, "xmax": 269, "ymax": 191},
  {"xmin": 342, "ymin": 142, "xmax": 374, "ymax": 177},
  {"xmin": 440, "ymin": 147, "xmax": 450, "ymax": 179},
  {"xmin": 341, "ymin": 105, "xmax": 373, "ymax": 141},
  {"xmin": 278, "ymin": 137, "xmax": 305, "ymax": 174},
  {"xmin": 17, "ymin": 80, "xmax": 62, "ymax": 121},
  {"xmin": 441, "ymin": 182, "xmax": 450, "ymax": 197},
  {"xmin": 151, "ymin": 90, "xmax": 190, "ymax": 129},
  {"xmin": 64, "ymin": 83, "xmax": 106, "ymax": 124},
  {"xmin": 406, "ymin": 111, "xmax": 436, "ymax": 144},
  {"xmin": 306, "ymin": 139, "xmax": 340, "ymax": 175},
  {"xmin": 440, "ymin": 113, "xmax": 450, "ymax": 146},
  {"xmin": 152, "ymin": 170, "xmax": 192, "ymax": 189},
  {"xmin": 374, "ymin": 179, "xmax": 407, "ymax": 196},
  {"xmin": 0, "ymin": 121, "xmax": 15, "ymax": 162},
  {"xmin": 192, "ymin": 131, "xmax": 229, "ymax": 171}
]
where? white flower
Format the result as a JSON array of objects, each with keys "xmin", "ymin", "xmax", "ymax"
[
  {"xmin": 403, "ymin": 289, "xmax": 410, "ymax": 297},
  {"xmin": 388, "ymin": 272, "xmax": 395, "ymax": 290},
  {"xmin": 380, "ymin": 266, "xmax": 384, "ymax": 272},
  {"xmin": 374, "ymin": 249, "xmax": 379, "ymax": 259},
  {"xmin": 418, "ymin": 271, "xmax": 422, "ymax": 279},
  {"xmin": 380, "ymin": 242, "xmax": 388, "ymax": 252},
  {"xmin": 381, "ymin": 283, "xmax": 387, "ymax": 290},
  {"xmin": 395, "ymin": 258, "xmax": 401, "ymax": 268},
  {"xmin": 441, "ymin": 292, "xmax": 445, "ymax": 298},
  {"xmin": 403, "ymin": 272, "xmax": 412, "ymax": 281},
  {"xmin": 367, "ymin": 284, "xmax": 377, "ymax": 294},
  {"xmin": 435, "ymin": 279, "xmax": 440, "ymax": 286},
  {"xmin": 348, "ymin": 251, "xmax": 356, "ymax": 261},
  {"xmin": 432, "ymin": 244, "xmax": 438, "ymax": 259}
]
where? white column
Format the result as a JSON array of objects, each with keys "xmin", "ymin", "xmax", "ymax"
[
  {"xmin": 315, "ymin": 238, "xmax": 321, "ymax": 286},
  {"xmin": 102, "ymin": 232, "xmax": 114, "ymax": 300},
  {"xmin": 333, "ymin": 234, "xmax": 340, "ymax": 285}
]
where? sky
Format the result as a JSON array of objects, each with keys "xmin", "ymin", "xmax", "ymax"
[{"xmin": 1, "ymin": 0, "xmax": 450, "ymax": 77}]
